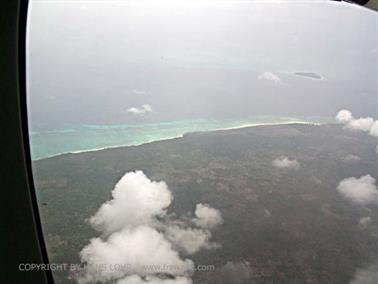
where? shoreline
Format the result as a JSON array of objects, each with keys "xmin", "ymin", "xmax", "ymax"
[
  {"xmin": 210, "ymin": 120, "xmax": 321, "ymax": 132},
  {"xmin": 33, "ymin": 121, "xmax": 325, "ymax": 161}
]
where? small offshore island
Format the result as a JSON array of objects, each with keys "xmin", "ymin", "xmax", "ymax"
[
  {"xmin": 34, "ymin": 123, "xmax": 378, "ymax": 284},
  {"xmin": 294, "ymin": 72, "xmax": 323, "ymax": 80}
]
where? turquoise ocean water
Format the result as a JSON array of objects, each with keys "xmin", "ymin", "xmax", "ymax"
[{"xmin": 29, "ymin": 116, "xmax": 334, "ymax": 160}]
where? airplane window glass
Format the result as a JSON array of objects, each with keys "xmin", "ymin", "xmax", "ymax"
[{"xmin": 27, "ymin": 1, "xmax": 378, "ymax": 283}]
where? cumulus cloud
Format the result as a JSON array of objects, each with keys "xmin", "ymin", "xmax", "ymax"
[
  {"xmin": 272, "ymin": 156, "xmax": 300, "ymax": 170},
  {"xmin": 343, "ymin": 154, "xmax": 361, "ymax": 163},
  {"xmin": 79, "ymin": 226, "xmax": 193, "ymax": 283},
  {"xmin": 90, "ymin": 171, "xmax": 172, "ymax": 235},
  {"xmin": 127, "ymin": 104, "xmax": 152, "ymax": 116},
  {"xmin": 358, "ymin": 216, "xmax": 372, "ymax": 229},
  {"xmin": 369, "ymin": 121, "xmax": 378, "ymax": 137},
  {"xmin": 337, "ymin": 175, "xmax": 378, "ymax": 205},
  {"xmin": 193, "ymin": 203, "xmax": 223, "ymax": 229},
  {"xmin": 335, "ymin": 109, "xmax": 377, "ymax": 137},
  {"xmin": 336, "ymin": 109, "xmax": 353, "ymax": 124},
  {"xmin": 132, "ymin": 90, "xmax": 146, "ymax": 95},
  {"xmin": 258, "ymin": 71, "xmax": 281, "ymax": 83},
  {"xmin": 79, "ymin": 171, "xmax": 223, "ymax": 284},
  {"xmin": 165, "ymin": 226, "xmax": 217, "ymax": 255},
  {"xmin": 350, "ymin": 262, "xmax": 378, "ymax": 284},
  {"xmin": 117, "ymin": 275, "xmax": 192, "ymax": 284},
  {"xmin": 346, "ymin": 117, "xmax": 375, "ymax": 132}
]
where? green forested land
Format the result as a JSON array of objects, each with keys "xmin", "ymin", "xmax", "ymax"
[{"xmin": 34, "ymin": 124, "xmax": 378, "ymax": 283}]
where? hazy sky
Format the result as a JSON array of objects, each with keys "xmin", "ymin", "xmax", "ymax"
[{"xmin": 27, "ymin": 0, "xmax": 377, "ymax": 129}]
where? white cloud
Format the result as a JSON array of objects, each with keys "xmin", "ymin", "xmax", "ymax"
[
  {"xmin": 346, "ymin": 117, "xmax": 375, "ymax": 132},
  {"xmin": 90, "ymin": 171, "xmax": 172, "ymax": 235},
  {"xmin": 358, "ymin": 216, "xmax": 372, "ymax": 229},
  {"xmin": 369, "ymin": 121, "xmax": 378, "ymax": 137},
  {"xmin": 336, "ymin": 109, "xmax": 353, "ymax": 124},
  {"xmin": 79, "ymin": 226, "xmax": 193, "ymax": 284},
  {"xmin": 193, "ymin": 203, "xmax": 223, "ymax": 229},
  {"xmin": 142, "ymin": 104, "xmax": 152, "ymax": 112},
  {"xmin": 337, "ymin": 175, "xmax": 378, "ymax": 205},
  {"xmin": 272, "ymin": 156, "xmax": 300, "ymax": 170},
  {"xmin": 335, "ymin": 109, "xmax": 377, "ymax": 137},
  {"xmin": 343, "ymin": 154, "xmax": 361, "ymax": 163},
  {"xmin": 117, "ymin": 275, "xmax": 192, "ymax": 284},
  {"xmin": 258, "ymin": 72, "xmax": 281, "ymax": 83},
  {"xmin": 350, "ymin": 262, "xmax": 378, "ymax": 284},
  {"xmin": 80, "ymin": 171, "xmax": 223, "ymax": 284},
  {"xmin": 132, "ymin": 90, "xmax": 146, "ymax": 95},
  {"xmin": 165, "ymin": 226, "xmax": 216, "ymax": 255},
  {"xmin": 127, "ymin": 104, "xmax": 152, "ymax": 115}
]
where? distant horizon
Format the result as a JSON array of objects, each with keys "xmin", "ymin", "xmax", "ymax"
[{"xmin": 27, "ymin": 0, "xmax": 377, "ymax": 130}]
